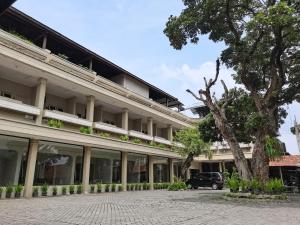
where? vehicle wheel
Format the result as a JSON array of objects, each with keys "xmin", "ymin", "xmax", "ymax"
[
  {"xmin": 187, "ymin": 184, "xmax": 192, "ymax": 189},
  {"xmin": 212, "ymin": 183, "xmax": 218, "ymax": 190},
  {"xmin": 193, "ymin": 186, "xmax": 198, "ymax": 190}
]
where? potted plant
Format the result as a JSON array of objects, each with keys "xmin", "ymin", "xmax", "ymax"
[
  {"xmin": 5, "ymin": 186, "xmax": 13, "ymax": 198},
  {"xmin": 119, "ymin": 185, "xmax": 123, "ymax": 192},
  {"xmin": 111, "ymin": 184, "xmax": 116, "ymax": 192},
  {"xmin": 41, "ymin": 184, "xmax": 48, "ymax": 196},
  {"xmin": 105, "ymin": 184, "xmax": 110, "ymax": 192},
  {"xmin": 62, "ymin": 186, "xmax": 67, "ymax": 195},
  {"xmin": 97, "ymin": 183, "xmax": 102, "ymax": 193},
  {"xmin": 52, "ymin": 186, "xmax": 57, "ymax": 196},
  {"xmin": 14, "ymin": 185, "xmax": 23, "ymax": 198},
  {"xmin": 32, "ymin": 186, "xmax": 39, "ymax": 197},
  {"xmin": 0, "ymin": 187, "xmax": 3, "ymax": 198},
  {"xmin": 120, "ymin": 135, "xmax": 129, "ymax": 141},
  {"xmin": 77, "ymin": 185, "xmax": 83, "ymax": 194},
  {"xmin": 69, "ymin": 185, "xmax": 75, "ymax": 194},
  {"xmin": 135, "ymin": 183, "xmax": 139, "ymax": 191},
  {"xmin": 90, "ymin": 185, "xmax": 95, "ymax": 193},
  {"xmin": 132, "ymin": 138, "xmax": 142, "ymax": 144},
  {"xmin": 80, "ymin": 126, "xmax": 91, "ymax": 134},
  {"xmin": 127, "ymin": 184, "xmax": 131, "ymax": 191},
  {"xmin": 48, "ymin": 119, "xmax": 63, "ymax": 128}
]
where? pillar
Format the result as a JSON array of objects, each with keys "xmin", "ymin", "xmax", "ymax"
[
  {"xmin": 121, "ymin": 152, "xmax": 128, "ymax": 191},
  {"xmin": 219, "ymin": 162, "xmax": 223, "ymax": 172},
  {"xmin": 86, "ymin": 96, "xmax": 95, "ymax": 121},
  {"xmin": 89, "ymin": 59, "xmax": 93, "ymax": 71},
  {"xmin": 147, "ymin": 117, "xmax": 153, "ymax": 136},
  {"xmin": 169, "ymin": 158, "xmax": 174, "ymax": 184},
  {"xmin": 13, "ymin": 152, "xmax": 23, "ymax": 185},
  {"xmin": 82, "ymin": 146, "xmax": 91, "ymax": 194},
  {"xmin": 149, "ymin": 156, "xmax": 154, "ymax": 190},
  {"xmin": 34, "ymin": 78, "xmax": 47, "ymax": 124},
  {"xmin": 42, "ymin": 35, "xmax": 47, "ymax": 49},
  {"xmin": 24, "ymin": 139, "xmax": 39, "ymax": 198},
  {"xmin": 122, "ymin": 108, "xmax": 128, "ymax": 130},
  {"xmin": 167, "ymin": 125, "xmax": 173, "ymax": 142}
]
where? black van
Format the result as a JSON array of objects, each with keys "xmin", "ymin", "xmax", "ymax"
[{"xmin": 186, "ymin": 172, "xmax": 224, "ymax": 190}]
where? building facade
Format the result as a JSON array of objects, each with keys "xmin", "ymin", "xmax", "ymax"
[{"xmin": 0, "ymin": 8, "xmax": 194, "ymax": 197}]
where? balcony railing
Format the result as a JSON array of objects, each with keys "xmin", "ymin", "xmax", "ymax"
[
  {"xmin": 128, "ymin": 130, "xmax": 153, "ymax": 141},
  {"xmin": 0, "ymin": 96, "xmax": 40, "ymax": 115},
  {"xmin": 43, "ymin": 110, "xmax": 92, "ymax": 127},
  {"xmin": 153, "ymin": 136, "xmax": 171, "ymax": 146},
  {"xmin": 93, "ymin": 122, "xmax": 128, "ymax": 135}
]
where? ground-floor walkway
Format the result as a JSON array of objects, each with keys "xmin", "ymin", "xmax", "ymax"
[{"xmin": 0, "ymin": 190, "xmax": 299, "ymax": 225}]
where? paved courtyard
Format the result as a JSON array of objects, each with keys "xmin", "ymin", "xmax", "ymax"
[{"xmin": 0, "ymin": 190, "xmax": 300, "ymax": 225}]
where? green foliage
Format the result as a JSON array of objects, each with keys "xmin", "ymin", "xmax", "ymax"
[
  {"xmin": 105, "ymin": 184, "xmax": 110, "ymax": 192},
  {"xmin": 90, "ymin": 185, "xmax": 95, "ymax": 193},
  {"xmin": 265, "ymin": 136, "xmax": 283, "ymax": 160},
  {"xmin": 120, "ymin": 135, "xmax": 129, "ymax": 141},
  {"xmin": 77, "ymin": 185, "xmax": 83, "ymax": 194},
  {"xmin": 143, "ymin": 183, "xmax": 148, "ymax": 190},
  {"xmin": 5, "ymin": 186, "xmax": 13, "ymax": 195},
  {"xmin": 69, "ymin": 185, "xmax": 75, "ymax": 194},
  {"xmin": 118, "ymin": 185, "xmax": 123, "ymax": 192},
  {"xmin": 97, "ymin": 183, "xmax": 102, "ymax": 193},
  {"xmin": 174, "ymin": 127, "xmax": 211, "ymax": 158},
  {"xmin": 33, "ymin": 186, "xmax": 39, "ymax": 197},
  {"xmin": 265, "ymin": 179, "xmax": 285, "ymax": 194},
  {"xmin": 14, "ymin": 185, "xmax": 23, "ymax": 194},
  {"xmin": 158, "ymin": 143, "xmax": 166, "ymax": 149},
  {"xmin": 58, "ymin": 53, "xmax": 69, "ymax": 60},
  {"xmin": 99, "ymin": 132, "xmax": 110, "ymax": 138},
  {"xmin": 111, "ymin": 184, "xmax": 116, "ymax": 192},
  {"xmin": 62, "ymin": 186, "xmax": 67, "ymax": 195},
  {"xmin": 48, "ymin": 119, "xmax": 63, "ymax": 128},
  {"xmin": 239, "ymin": 180, "xmax": 250, "ymax": 193},
  {"xmin": 52, "ymin": 186, "xmax": 57, "ymax": 196},
  {"xmin": 80, "ymin": 126, "xmax": 92, "ymax": 134},
  {"xmin": 149, "ymin": 141, "xmax": 158, "ymax": 147},
  {"xmin": 41, "ymin": 184, "xmax": 48, "ymax": 196},
  {"xmin": 135, "ymin": 183, "xmax": 139, "ymax": 190},
  {"xmin": 132, "ymin": 138, "xmax": 142, "ymax": 144},
  {"xmin": 168, "ymin": 182, "xmax": 187, "ymax": 191},
  {"xmin": 225, "ymin": 168, "xmax": 240, "ymax": 192},
  {"xmin": 0, "ymin": 187, "xmax": 3, "ymax": 195},
  {"xmin": 249, "ymin": 179, "xmax": 262, "ymax": 194}
]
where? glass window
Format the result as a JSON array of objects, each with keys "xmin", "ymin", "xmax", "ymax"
[
  {"xmin": 34, "ymin": 141, "xmax": 83, "ymax": 185},
  {"xmin": 90, "ymin": 148, "xmax": 121, "ymax": 184},
  {"xmin": 127, "ymin": 153, "xmax": 148, "ymax": 183},
  {"xmin": 173, "ymin": 160, "xmax": 183, "ymax": 179},
  {"xmin": 0, "ymin": 135, "xmax": 29, "ymax": 186},
  {"xmin": 153, "ymin": 157, "xmax": 169, "ymax": 183}
]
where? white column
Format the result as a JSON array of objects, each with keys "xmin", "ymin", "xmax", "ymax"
[
  {"xmin": 147, "ymin": 117, "xmax": 153, "ymax": 136},
  {"xmin": 13, "ymin": 151, "xmax": 23, "ymax": 185},
  {"xmin": 169, "ymin": 158, "xmax": 174, "ymax": 184},
  {"xmin": 34, "ymin": 78, "xmax": 47, "ymax": 124},
  {"xmin": 167, "ymin": 125, "xmax": 173, "ymax": 142},
  {"xmin": 121, "ymin": 152, "xmax": 128, "ymax": 191},
  {"xmin": 122, "ymin": 108, "xmax": 129, "ymax": 130},
  {"xmin": 70, "ymin": 155, "xmax": 76, "ymax": 184},
  {"xmin": 86, "ymin": 96, "xmax": 95, "ymax": 121},
  {"xmin": 82, "ymin": 146, "xmax": 91, "ymax": 194},
  {"xmin": 149, "ymin": 156, "xmax": 154, "ymax": 190},
  {"xmin": 24, "ymin": 139, "xmax": 39, "ymax": 198}
]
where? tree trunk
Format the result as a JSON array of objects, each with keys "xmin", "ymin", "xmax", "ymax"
[{"xmin": 180, "ymin": 152, "xmax": 194, "ymax": 181}]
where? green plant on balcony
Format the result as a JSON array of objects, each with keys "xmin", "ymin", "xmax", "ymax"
[
  {"xmin": 48, "ymin": 119, "xmax": 63, "ymax": 128},
  {"xmin": 132, "ymin": 138, "xmax": 142, "ymax": 144},
  {"xmin": 5, "ymin": 186, "xmax": 13, "ymax": 198},
  {"xmin": 149, "ymin": 141, "xmax": 158, "ymax": 147},
  {"xmin": 77, "ymin": 184, "xmax": 83, "ymax": 194},
  {"xmin": 14, "ymin": 185, "xmax": 23, "ymax": 198},
  {"xmin": 80, "ymin": 126, "xmax": 92, "ymax": 134},
  {"xmin": 99, "ymin": 132, "xmax": 110, "ymax": 138},
  {"xmin": 41, "ymin": 184, "xmax": 48, "ymax": 196},
  {"xmin": 8, "ymin": 30, "xmax": 35, "ymax": 45},
  {"xmin": 32, "ymin": 186, "xmax": 39, "ymax": 197},
  {"xmin": 57, "ymin": 53, "xmax": 69, "ymax": 60},
  {"xmin": 120, "ymin": 135, "xmax": 129, "ymax": 141},
  {"xmin": 158, "ymin": 143, "xmax": 166, "ymax": 149}
]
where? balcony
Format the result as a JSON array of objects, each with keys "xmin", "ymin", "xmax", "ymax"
[
  {"xmin": 0, "ymin": 96, "xmax": 40, "ymax": 115},
  {"xmin": 128, "ymin": 130, "xmax": 153, "ymax": 141},
  {"xmin": 93, "ymin": 122, "xmax": 128, "ymax": 135},
  {"xmin": 153, "ymin": 136, "xmax": 172, "ymax": 146},
  {"xmin": 43, "ymin": 110, "xmax": 92, "ymax": 127}
]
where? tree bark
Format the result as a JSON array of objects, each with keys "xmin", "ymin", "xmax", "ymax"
[{"xmin": 180, "ymin": 152, "xmax": 194, "ymax": 181}]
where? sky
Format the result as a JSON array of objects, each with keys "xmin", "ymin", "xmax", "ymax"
[{"xmin": 13, "ymin": 0, "xmax": 300, "ymax": 154}]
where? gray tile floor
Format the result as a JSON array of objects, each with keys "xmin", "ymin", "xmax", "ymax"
[{"xmin": 0, "ymin": 190, "xmax": 299, "ymax": 225}]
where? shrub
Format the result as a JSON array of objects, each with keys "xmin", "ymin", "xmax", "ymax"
[
  {"xmin": 0, "ymin": 187, "xmax": 3, "ymax": 197},
  {"xmin": 105, "ymin": 184, "xmax": 110, "ymax": 192},
  {"xmin": 90, "ymin": 185, "xmax": 95, "ymax": 193},
  {"xmin": 52, "ymin": 186, "xmax": 57, "ymax": 196},
  {"xmin": 80, "ymin": 126, "xmax": 91, "ymax": 134},
  {"xmin": 132, "ymin": 138, "xmax": 142, "ymax": 144},
  {"xmin": 168, "ymin": 182, "xmax": 187, "ymax": 191},
  {"xmin": 62, "ymin": 186, "xmax": 67, "ymax": 195},
  {"xmin": 265, "ymin": 179, "xmax": 285, "ymax": 194},
  {"xmin": 227, "ymin": 178, "xmax": 239, "ymax": 193},
  {"xmin": 33, "ymin": 186, "xmax": 39, "ymax": 197},
  {"xmin": 48, "ymin": 119, "xmax": 63, "ymax": 128},
  {"xmin": 239, "ymin": 179, "xmax": 250, "ymax": 193},
  {"xmin": 120, "ymin": 135, "xmax": 129, "ymax": 141},
  {"xmin": 135, "ymin": 183, "xmax": 139, "ymax": 191},
  {"xmin": 99, "ymin": 132, "xmax": 110, "ymax": 138},
  {"xmin": 14, "ymin": 185, "xmax": 23, "ymax": 198},
  {"xmin": 5, "ymin": 186, "xmax": 13, "ymax": 198},
  {"xmin": 149, "ymin": 141, "xmax": 157, "ymax": 147},
  {"xmin": 69, "ymin": 185, "xmax": 75, "ymax": 194},
  {"xmin": 143, "ymin": 183, "xmax": 148, "ymax": 190},
  {"xmin": 97, "ymin": 183, "xmax": 102, "ymax": 193},
  {"xmin": 111, "ymin": 184, "xmax": 116, "ymax": 192},
  {"xmin": 249, "ymin": 179, "xmax": 262, "ymax": 194},
  {"xmin": 130, "ymin": 184, "xmax": 135, "ymax": 191},
  {"xmin": 41, "ymin": 184, "xmax": 48, "ymax": 196},
  {"xmin": 77, "ymin": 185, "xmax": 83, "ymax": 194},
  {"xmin": 119, "ymin": 185, "xmax": 123, "ymax": 192},
  {"xmin": 158, "ymin": 143, "xmax": 166, "ymax": 149}
]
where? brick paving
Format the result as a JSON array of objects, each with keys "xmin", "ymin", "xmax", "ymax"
[{"xmin": 0, "ymin": 190, "xmax": 300, "ymax": 225}]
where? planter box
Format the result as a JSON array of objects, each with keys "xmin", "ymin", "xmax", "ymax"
[
  {"xmin": 94, "ymin": 122, "xmax": 128, "ymax": 135},
  {"xmin": 129, "ymin": 130, "xmax": 153, "ymax": 141}
]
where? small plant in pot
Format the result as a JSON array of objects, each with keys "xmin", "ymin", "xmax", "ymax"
[
  {"xmin": 119, "ymin": 185, "xmax": 123, "ymax": 192},
  {"xmin": 69, "ymin": 185, "xmax": 75, "ymax": 194},
  {"xmin": 0, "ymin": 187, "xmax": 3, "ymax": 198},
  {"xmin": 52, "ymin": 186, "xmax": 58, "ymax": 196},
  {"xmin": 105, "ymin": 184, "xmax": 110, "ymax": 192},
  {"xmin": 5, "ymin": 186, "xmax": 13, "ymax": 198},
  {"xmin": 135, "ymin": 183, "xmax": 139, "ymax": 191},
  {"xmin": 90, "ymin": 185, "xmax": 95, "ymax": 193},
  {"xmin": 77, "ymin": 185, "xmax": 83, "ymax": 194},
  {"xmin": 111, "ymin": 184, "xmax": 116, "ymax": 192},
  {"xmin": 97, "ymin": 183, "xmax": 102, "ymax": 193},
  {"xmin": 62, "ymin": 186, "xmax": 67, "ymax": 195},
  {"xmin": 41, "ymin": 184, "xmax": 48, "ymax": 197},
  {"xmin": 14, "ymin": 185, "xmax": 23, "ymax": 198},
  {"xmin": 32, "ymin": 186, "xmax": 39, "ymax": 197}
]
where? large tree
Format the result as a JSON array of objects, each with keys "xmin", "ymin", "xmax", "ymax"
[{"xmin": 164, "ymin": 0, "xmax": 300, "ymax": 182}]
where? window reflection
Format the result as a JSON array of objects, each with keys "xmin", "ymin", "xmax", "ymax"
[
  {"xmin": 127, "ymin": 153, "xmax": 148, "ymax": 183},
  {"xmin": 153, "ymin": 157, "xmax": 169, "ymax": 183}
]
